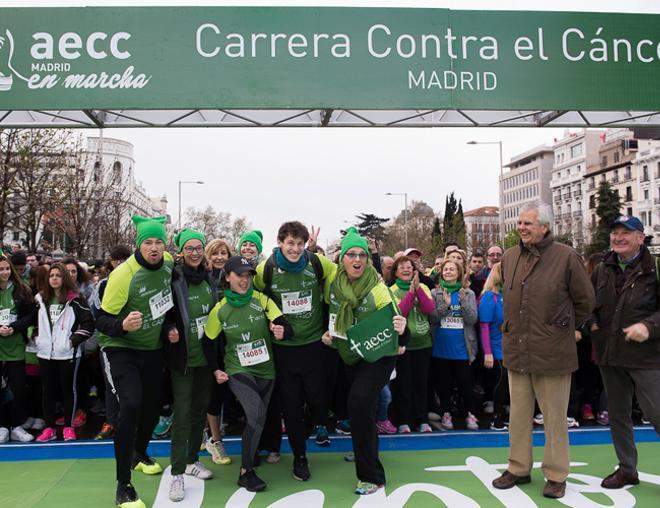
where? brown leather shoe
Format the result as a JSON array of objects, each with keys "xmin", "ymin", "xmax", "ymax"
[
  {"xmin": 543, "ymin": 480, "xmax": 566, "ymax": 498},
  {"xmin": 492, "ymin": 471, "xmax": 532, "ymax": 489},
  {"xmin": 601, "ymin": 469, "xmax": 640, "ymax": 489}
]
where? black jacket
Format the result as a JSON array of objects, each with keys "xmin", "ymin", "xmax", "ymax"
[{"xmin": 591, "ymin": 246, "xmax": 660, "ymax": 369}]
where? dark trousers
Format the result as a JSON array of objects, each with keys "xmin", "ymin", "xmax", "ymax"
[
  {"xmin": 103, "ymin": 348, "xmax": 163, "ymax": 484},
  {"xmin": 0, "ymin": 360, "xmax": 26, "ymax": 427},
  {"xmin": 39, "ymin": 358, "xmax": 78, "ymax": 427},
  {"xmin": 392, "ymin": 347, "xmax": 432, "ymax": 427},
  {"xmin": 324, "ymin": 346, "xmax": 349, "ymax": 421},
  {"xmin": 273, "ymin": 340, "xmax": 327, "ymax": 458},
  {"xmin": 26, "ymin": 372, "xmax": 42, "ymax": 419},
  {"xmin": 432, "ymin": 357, "xmax": 477, "ymax": 417},
  {"xmin": 483, "ymin": 359, "xmax": 509, "ymax": 417},
  {"xmin": 229, "ymin": 373, "xmax": 274, "ymax": 470},
  {"xmin": 347, "ymin": 355, "xmax": 396, "ymax": 485},
  {"xmin": 100, "ymin": 352, "xmax": 120, "ymax": 425},
  {"xmin": 170, "ymin": 366, "xmax": 212, "ymax": 475},
  {"xmin": 600, "ymin": 365, "xmax": 660, "ymax": 474},
  {"xmin": 259, "ymin": 387, "xmax": 282, "ymax": 453}
]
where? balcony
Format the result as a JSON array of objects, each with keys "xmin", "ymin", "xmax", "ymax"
[
  {"xmin": 554, "ymin": 195, "xmax": 562, "ymax": 203},
  {"xmin": 588, "ymin": 183, "xmax": 595, "ymax": 190},
  {"xmin": 573, "ymin": 191, "xmax": 581, "ymax": 198},
  {"xmin": 573, "ymin": 211, "xmax": 582, "ymax": 218},
  {"xmin": 611, "ymin": 176, "xmax": 620, "ymax": 183}
]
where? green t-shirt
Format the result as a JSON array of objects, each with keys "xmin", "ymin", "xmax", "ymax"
[
  {"xmin": 0, "ymin": 285, "xmax": 25, "ymax": 361},
  {"xmin": 186, "ymin": 279, "xmax": 214, "ymax": 368},
  {"xmin": 390, "ymin": 284, "xmax": 432, "ymax": 350},
  {"xmin": 97, "ymin": 253, "xmax": 174, "ymax": 351},
  {"xmin": 205, "ymin": 291, "xmax": 282, "ymax": 380},
  {"xmin": 49, "ymin": 297, "xmax": 64, "ymax": 325},
  {"xmin": 254, "ymin": 254, "xmax": 336, "ymax": 347},
  {"xmin": 326, "ymin": 275, "xmax": 398, "ymax": 365}
]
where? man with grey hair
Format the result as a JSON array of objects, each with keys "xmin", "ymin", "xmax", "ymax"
[
  {"xmin": 492, "ymin": 201, "xmax": 595, "ymax": 499},
  {"xmin": 590, "ymin": 215, "xmax": 660, "ymax": 490}
]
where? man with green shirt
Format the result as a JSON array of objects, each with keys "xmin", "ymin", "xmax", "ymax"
[
  {"xmin": 254, "ymin": 221, "xmax": 337, "ymax": 481},
  {"xmin": 96, "ymin": 216, "xmax": 174, "ymax": 508}
]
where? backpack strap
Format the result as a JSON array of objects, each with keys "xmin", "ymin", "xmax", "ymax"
[
  {"xmin": 262, "ymin": 255, "xmax": 277, "ymax": 300},
  {"xmin": 307, "ymin": 250, "xmax": 324, "ymax": 289}
]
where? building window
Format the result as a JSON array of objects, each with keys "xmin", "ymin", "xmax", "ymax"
[
  {"xmin": 644, "ymin": 189, "xmax": 649, "ymax": 200},
  {"xmin": 643, "ymin": 165, "xmax": 649, "ymax": 182},
  {"xmin": 627, "ymin": 207, "xmax": 633, "ymax": 216},
  {"xmin": 570, "ymin": 144, "xmax": 583, "ymax": 158},
  {"xmin": 589, "ymin": 195, "xmax": 595, "ymax": 209},
  {"xmin": 625, "ymin": 166, "xmax": 632, "ymax": 180},
  {"xmin": 641, "ymin": 212, "xmax": 647, "ymax": 225},
  {"xmin": 626, "ymin": 186, "xmax": 633, "ymax": 202},
  {"xmin": 614, "ymin": 151, "xmax": 620, "ymax": 163},
  {"xmin": 602, "ymin": 155, "xmax": 608, "ymax": 167}
]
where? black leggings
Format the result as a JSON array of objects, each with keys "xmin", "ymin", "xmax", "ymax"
[
  {"xmin": 392, "ymin": 347, "xmax": 432, "ymax": 427},
  {"xmin": 484, "ymin": 359, "xmax": 509, "ymax": 417},
  {"xmin": 229, "ymin": 373, "xmax": 274, "ymax": 470},
  {"xmin": 432, "ymin": 357, "xmax": 478, "ymax": 417},
  {"xmin": 39, "ymin": 358, "xmax": 79, "ymax": 427},
  {"xmin": 103, "ymin": 348, "xmax": 163, "ymax": 485},
  {"xmin": 0, "ymin": 360, "xmax": 26, "ymax": 428}
]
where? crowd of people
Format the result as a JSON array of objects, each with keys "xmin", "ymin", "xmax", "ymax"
[{"xmin": 0, "ymin": 203, "xmax": 658, "ymax": 506}]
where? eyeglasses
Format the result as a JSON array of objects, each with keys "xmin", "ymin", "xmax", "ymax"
[
  {"xmin": 488, "ymin": 253, "xmax": 502, "ymax": 258},
  {"xmin": 345, "ymin": 252, "xmax": 368, "ymax": 260},
  {"xmin": 184, "ymin": 246, "xmax": 204, "ymax": 254}
]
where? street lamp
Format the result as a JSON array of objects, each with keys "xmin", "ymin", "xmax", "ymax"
[
  {"xmin": 178, "ymin": 180, "xmax": 205, "ymax": 231},
  {"xmin": 467, "ymin": 141, "xmax": 504, "ymax": 245},
  {"xmin": 386, "ymin": 192, "xmax": 408, "ymax": 250}
]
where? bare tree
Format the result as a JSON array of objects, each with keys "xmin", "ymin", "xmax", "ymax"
[
  {"xmin": 0, "ymin": 129, "xmax": 21, "ymax": 244},
  {"xmin": 184, "ymin": 206, "xmax": 251, "ymax": 247}
]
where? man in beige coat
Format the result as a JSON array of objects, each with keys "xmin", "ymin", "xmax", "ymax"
[{"xmin": 492, "ymin": 202, "xmax": 595, "ymax": 499}]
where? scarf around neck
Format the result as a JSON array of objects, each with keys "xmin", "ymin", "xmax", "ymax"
[
  {"xmin": 440, "ymin": 280, "xmax": 462, "ymax": 293},
  {"xmin": 225, "ymin": 287, "xmax": 254, "ymax": 308},
  {"xmin": 275, "ymin": 248, "xmax": 307, "ymax": 273},
  {"xmin": 333, "ymin": 263, "xmax": 379, "ymax": 335}
]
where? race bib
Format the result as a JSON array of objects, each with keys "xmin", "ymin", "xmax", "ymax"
[
  {"xmin": 441, "ymin": 316, "xmax": 464, "ymax": 329},
  {"xmin": 328, "ymin": 313, "xmax": 347, "ymax": 340},
  {"xmin": 236, "ymin": 339, "xmax": 270, "ymax": 367},
  {"xmin": 149, "ymin": 290, "xmax": 174, "ymax": 320},
  {"xmin": 281, "ymin": 291, "xmax": 312, "ymax": 315},
  {"xmin": 49, "ymin": 305, "xmax": 63, "ymax": 323},
  {"xmin": 0, "ymin": 308, "xmax": 15, "ymax": 326},
  {"xmin": 195, "ymin": 316, "xmax": 208, "ymax": 339}
]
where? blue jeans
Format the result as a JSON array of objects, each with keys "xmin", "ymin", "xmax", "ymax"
[{"xmin": 377, "ymin": 383, "xmax": 392, "ymax": 422}]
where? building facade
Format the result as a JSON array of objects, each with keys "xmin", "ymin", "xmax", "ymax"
[
  {"xmin": 634, "ymin": 141, "xmax": 660, "ymax": 250},
  {"xmin": 464, "ymin": 206, "xmax": 499, "ymax": 255}
]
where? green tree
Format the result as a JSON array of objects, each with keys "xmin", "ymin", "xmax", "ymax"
[
  {"xmin": 354, "ymin": 213, "xmax": 389, "ymax": 244},
  {"xmin": 430, "ymin": 216, "xmax": 442, "ymax": 257},
  {"xmin": 587, "ymin": 181, "xmax": 622, "ymax": 255},
  {"xmin": 441, "ymin": 192, "xmax": 466, "ymax": 249},
  {"xmin": 504, "ymin": 229, "xmax": 521, "ymax": 249}
]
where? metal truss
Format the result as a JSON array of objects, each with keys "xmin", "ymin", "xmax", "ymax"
[{"xmin": 0, "ymin": 108, "xmax": 659, "ymax": 128}]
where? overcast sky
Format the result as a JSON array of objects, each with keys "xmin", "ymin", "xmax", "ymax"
[{"xmin": 9, "ymin": 0, "xmax": 660, "ymax": 252}]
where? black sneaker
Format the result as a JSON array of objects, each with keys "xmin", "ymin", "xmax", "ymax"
[
  {"xmin": 293, "ymin": 456, "xmax": 310, "ymax": 481},
  {"xmin": 115, "ymin": 482, "xmax": 145, "ymax": 508},
  {"xmin": 238, "ymin": 468, "xmax": 267, "ymax": 492}
]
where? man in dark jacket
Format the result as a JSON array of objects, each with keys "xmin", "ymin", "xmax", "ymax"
[
  {"xmin": 492, "ymin": 202, "xmax": 595, "ymax": 499},
  {"xmin": 590, "ymin": 215, "xmax": 660, "ymax": 490}
]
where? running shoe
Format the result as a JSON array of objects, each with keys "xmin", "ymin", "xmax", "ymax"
[
  {"xmin": 185, "ymin": 461, "xmax": 213, "ymax": 480},
  {"xmin": 238, "ymin": 468, "xmax": 266, "ymax": 492},
  {"xmin": 200, "ymin": 427, "xmax": 210, "ymax": 451},
  {"xmin": 581, "ymin": 404, "xmax": 595, "ymax": 421},
  {"xmin": 597, "ymin": 411, "xmax": 609, "ymax": 426},
  {"xmin": 72, "ymin": 409, "xmax": 87, "ymax": 428},
  {"xmin": 292, "ymin": 456, "xmax": 310, "ymax": 481},
  {"xmin": 355, "ymin": 481, "xmax": 383, "ymax": 495},
  {"xmin": 344, "ymin": 452, "xmax": 355, "ymax": 462},
  {"xmin": 152, "ymin": 415, "xmax": 173, "ymax": 439},
  {"xmin": 32, "ymin": 418, "xmax": 46, "ymax": 431},
  {"xmin": 205, "ymin": 438, "xmax": 232, "ymax": 465},
  {"xmin": 21, "ymin": 417, "xmax": 35, "ymax": 430},
  {"xmin": 63, "ymin": 426, "xmax": 76, "ymax": 441},
  {"xmin": 95, "ymin": 422, "xmax": 115, "ymax": 440},
  {"xmin": 397, "ymin": 424, "xmax": 411, "ymax": 434},
  {"xmin": 641, "ymin": 415, "xmax": 651, "ymax": 425},
  {"xmin": 533, "ymin": 413, "xmax": 544, "ymax": 425},
  {"xmin": 116, "ymin": 482, "xmax": 146, "ymax": 508},
  {"xmin": 132, "ymin": 453, "xmax": 163, "ymax": 475},
  {"xmin": 335, "ymin": 419, "xmax": 351, "ymax": 435},
  {"xmin": 314, "ymin": 425, "xmax": 331, "ymax": 446},
  {"xmin": 466, "ymin": 413, "xmax": 479, "ymax": 431},
  {"xmin": 417, "ymin": 423, "xmax": 433, "ymax": 433},
  {"xmin": 483, "ymin": 401, "xmax": 494, "ymax": 414},
  {"xmin": 265, "ymin": 452, "xmax": 281, "ymax": 464},
  {"xmin": 10, "ymin": 426, "xmax": 34, "ymax": 442},
  {"xmin": 55, "ymin": 415, "xmax": 65, "ymax": 426},
  {"xmin": 567, "ymin": 417, "xmax": 580, "ymax": 428},
  {"xmin": 441, "ymin": 412, "xmax": 454, "ymax": 430},
  {"xmin": 376, "ymin": 420, "xmax": 397, "ymax": 434},
  {"xmin": 491, "ymin": 415, "xmax": 507, "ymax": 431},
  {"xmin": 169, "ymin": 475, "xmax": 184, "ymax": 502},
  {"xmin": 36, "ymin": 427, "xmax": 57, "ymax": 442},
  {"xmin": 0, "ymin": 427, "xmax": 9, "ymax": 443}
]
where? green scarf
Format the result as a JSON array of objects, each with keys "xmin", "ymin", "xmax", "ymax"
[
  {"xmin": 225, "ymin": 287, "xmax": 254, "ymax": 308},
  {"xmin": 395, "ymin": 278, "xmax": 411, "ymax": 291},
  {"xmin": 440, "ymin": 280, "xmax": 462, "ymax": 293},
  {"xmin": 334, "ymin": 263, "xmax": 379, "ymax": 335}
]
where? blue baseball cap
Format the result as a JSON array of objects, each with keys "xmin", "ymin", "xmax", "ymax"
[{"xmin": 610, "ymin": 215, "xmax": 644, "ymax": 232}]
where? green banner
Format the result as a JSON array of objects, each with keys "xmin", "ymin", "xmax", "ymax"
[
  {"xmin": 0, "ymin": 7, "xmax": 658, "ymax": 110},
  {"xmin": 343, "ymin": 303, "xmax": 399, "ymax": 365}
]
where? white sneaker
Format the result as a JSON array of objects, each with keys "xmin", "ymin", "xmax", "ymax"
[
  {"xmin": 533, "ymin": 413, "xmax": 544, "ymax": 425},
  {"xmin": 21, "ymin": 417, "xmax": 35, "ymax": 430},
  {"xmin": 32, "ymin": 418, "xmax": 46, "ymax": 430},
  {"xmin": 0, "ymin": 427, "xmax": 9, "ymax": 443},
  {"xmin": 185, "ymin": 461, "xmax": 213, "ymax": 480},
  {"xmin": 427, "ymin": 411, "xmax": 441, "ymax": 422},
  {"xmin": 169, "ymin": 474, "xmax": 185, "ymax": 502},
  {"xmin": 441, "ymin": 412, "xmax": 454, "ymax": 430},
  {"xmin": 567, "ymin": 417, "xmax": 580, "ymax": 428},
  {"xmin": 11, "ymin": 426, "xmax": 34, "ymax": 442},
  {"xmin": 466, "ymin": 412, "xmax": 479, "ymax": 431},
  {"xmin": 483, "ymin": 401, "xmax": 494, "ymax": 414}
]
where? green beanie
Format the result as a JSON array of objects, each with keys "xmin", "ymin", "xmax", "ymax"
[
  {"xmin": 340, "ymin": 227, "xmax": 369, "ymax": 260},
  {"xmin": 237, "ymin": 230, "xmax": 263, "ymax": 254},
  {"xmin": 174, "ymin": 228, "xmax": 206, "ymax": 253},
  {"xmin": 132, "ymin": 215, "xmax": 167, "ymax": 247}
]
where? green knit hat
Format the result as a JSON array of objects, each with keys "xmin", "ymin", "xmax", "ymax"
[
  {"xmin": 132, "ymin": 215, "xmax": 167, "ymax": 247},
  {"xmin": 237, "ymin": 230, "xmax": 263, "ymax": 254},
  {"xmin": 174, "ymin": 228, "xmax": 206, "ymax": 253},
  {"xmin": 340, "ymin": 227, "xmax": 369, "ymax": 260}
]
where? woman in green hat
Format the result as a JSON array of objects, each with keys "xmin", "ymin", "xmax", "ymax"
[
  {"xmin": 237, "ymin": 230, "xmax": 263, "ymax": 268},
  {"xmin": 322, "ymin": 227, "xmax": 408, "ymax": 496},
  {"xmin": 164, "ymin": 228, "xmax": 217, "ymax": 502}
]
